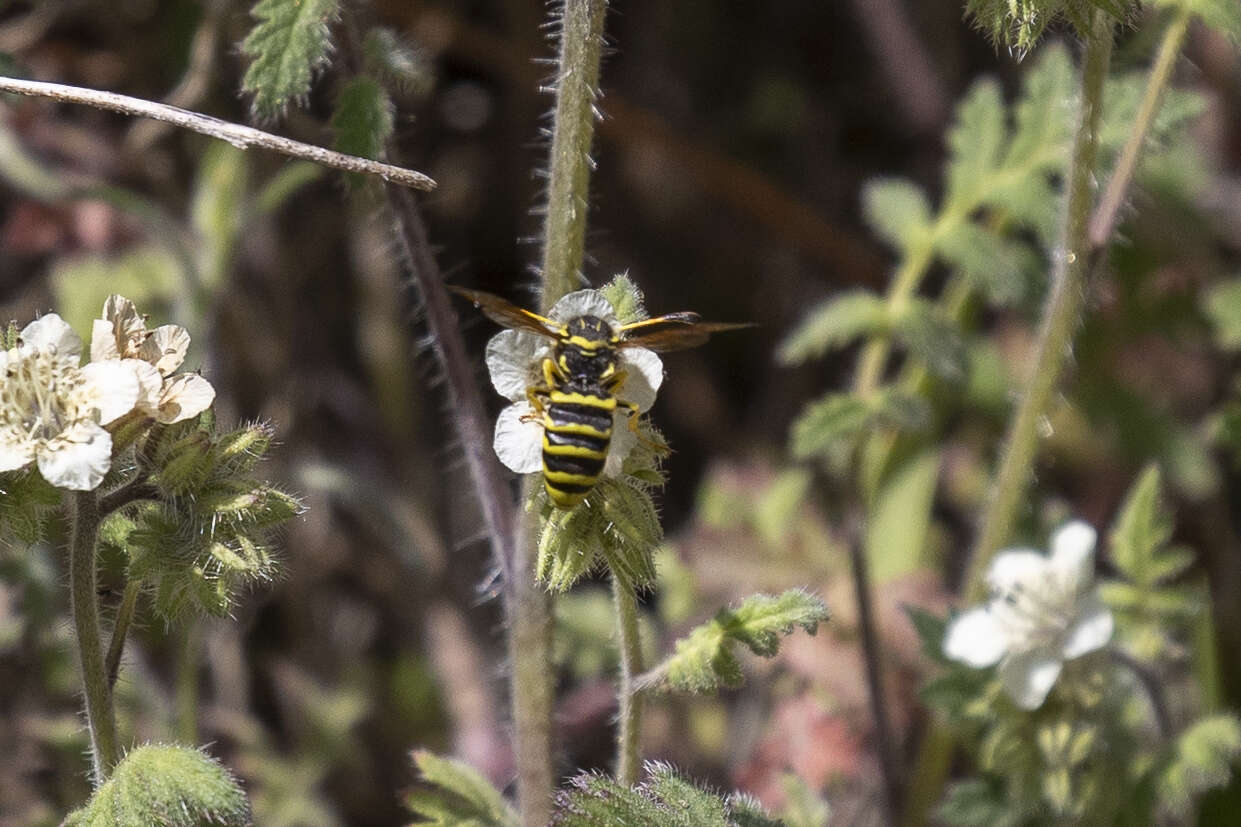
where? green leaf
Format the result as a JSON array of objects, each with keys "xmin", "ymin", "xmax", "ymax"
[
  {"xmin": 892, "ymin": 299, "xmax": 967, "ymax": 381},
  {"xmin": 552, "ymin": 763, "xmax": 780, "ymax": 826},
  {"xmin": 861, "ymin": 178, "xmax": 932, "ymax": 254},
  {"xmin": 1203, "ymin": 277, "xmax": 1241, "ymax": 350},
  {"xmin": 363, "ymin": 27, "xmax": 433, "ymax": 96},
  {"xmin": 0, "ymin": 469, "xmax": 61, "ymax": 550},
  {"xmin": 789, "ymin": 390, "xmax": 930, "ymax": 461},
  {"xmin": 63, "ymin": 744, "xmax": 249, "ymax": 827},
  {"xmin": 866, "ymin": 447, "xmax": 940, "ymax": 582},
  {"xmin": 407, "ymin": 750, "xmax": 519, "ymax": 826},
  {"xmin": 945, "ymin": 79, "xmax": 1006, "ymax": 210},
  {"xmin": 936, "ymin": 777, "xmax": 1022, "ymax": 827},
  {"xmin": 935, "ymin": 222, "xmax": 1038, "ymax": 306},
  {"xmin": 191, "ymin": 143, "xmax": 249, "ymax": 292},
  {"xmin": 646, "ymin": 590, "xmax": 828, "ymax": 693},
  {"xmin": 331, "ymin": 74, "xmax": 394, "ymax": 178},
  {"xmin": 964, "ymin": 0, "xmax": 1136, "ymax": 54},
  {"xmin": 1108, "ymin": 464, "xmax": 1176, "ymax": 588},
  {"xmin": 1157, "ymin": 714, "xmax": 1241, "ymax": 820},
  {"xmin": 777, "ymin": 290, "xmax": 886, "ymax": 364},
  {"xmin": 240, "ymin": 0, "xmax": 340, "ymax": 121}
]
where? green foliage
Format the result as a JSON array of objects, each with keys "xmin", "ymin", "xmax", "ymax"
[
  {"xmin": 362, "ymin": 28, "xmax": 433, "ymax": 97},
  {"xmin": 964, "ymin": 0, "xmax": 1135, "ymax": 56},
  {"xmin": 776, "ymin": 290, "xmax": 886, "ymax": 364},
  {"xmin": 789, "ymin": 389, "xmax": 929, "ymax": 461},
  {"xmin": 63, "ymin": 744, "xmax": 250, "ymax": 827},
  {"xmin": 776, "ymin": 774, "xmax": 831, "ymax": 827},
  {"xmin": 50, "ymin": 246, "xmax": 183, "ymax": 339},
  {"xmin": 240, "ymin": 0, "xmax": 340, "ymax": 121},
  {"xmin": 601, "ymin": 273, "xmax": 648, "ymax": 325},
  {"xmin": 643, "ymin": 590, "xmax": 828, "ymax": 693},
  {"xmin": 936, "ymin": 777, "xmax": 1021, "ymax": 827},
  {"xmin": 555, "ymin": 589, "xmax": 657, "ymax": 677},
  {"xmin": 1203, "ymin": 276, "xmax": 1241, "ymax": 350},
  {"xmin": 116, "ymin": 419, "xmax": 301, "ymax": 619},
  {"xmin": 861, "ymin": 179, "xmax": 931, "ymax": 255},
  {"xmin": 331, "ymin": 74, "xmax": 394, "ymax": 187},
  {"xmin": 551, "ymin": 763, "xmax": 782, "ymax": 826},
  {"xmin": 893, "ymin": 300, "xmax": 967, "ymax": 381},
  {"xmin": 1157, "ymin": 714, "xmax": 1241, "ymax": 819},
  {"xmin": 1155, "ymin": 0, "xmax": 1241, "ymax": 42},
  {"xmin": 406, "ymin": 750, "xmax": 518, "ymax": 826},
  {"xmin": 0, "ymin": 469, "xmax": 61, "ymax": 550}
]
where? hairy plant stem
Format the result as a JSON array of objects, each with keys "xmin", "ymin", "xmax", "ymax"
[
  {"xmin": 105, "ymin": 578, "xmax": 142, "ymax": 689},
  {"xmin": 504, "ymin": 1, "xmax": 610, "ymax": 821},
  {"xmin": 611, "ymin": 575, "xmax": 643, "ymax": 785},
  {"xmin": 69, "ymin": 490, "xmax": 119, "ymax": 784},
  {"xmin": 854, "ymin": 244, "xmax": 936, "ymax": 399},
  {"xmin": 0, "ymin": 76, "xmax": 435, "ymax": 190},
  {"xmin": 964, "ymin": 11, "xmax": 1115, "ymax": 602}
]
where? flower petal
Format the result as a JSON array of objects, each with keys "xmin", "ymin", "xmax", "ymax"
[
  {"xmin": 124, "ymin": 359, "xmax": 164, "ymax": 415},
  {"xmin": 90, "ymin": 319, "xmax": 122, "ymax": 362},
  {"xmin": 604, "ymin": 411, "xmax": 636, "ymax": 478},
  {"xmin": 986, "ymin": 549, "xmax": 1049, "ymax": 594},
  {"xmin": 156, "ymin": 373, "xmax": 215, "ymax": 423},
  {"xmin": 617, "ymin": 347, "xmax": 663, "ymax": 412},
  {"xmin": 21, "ymin": 314, "xmax": 82, "ymax": 364},
  {"xmin": 548, "ymin": 289, "xmax": 617, "ymax": 326},
  {"xmin": 943, "ymin": 607, "xmax": 1008, "ymax": 667},
  {"xmin": 486, "ymin": 330, "xmax": 547, "ymax": 401},
  {"xmin": 1061, "ymin": 593, "xmax": 1114, "ymax": 659},
  {"xmin": 0, "ymin": 434, "xmax": 36, "ymax": 473},
  {"xmin": 494, "ymin": 402, "xmax": 544, "ymax": 474},
  {"xmin": 1050, "ymin": 520, "xmax": 1097, "ymax": 593},
  {"xmin": 998, "ymin": 648, "xmax": 1063, "ymax": 710},
  {"xmin": 140, "ymin": 324, "xmax": 191, "ymax": 375},
  {"xmin": 37, "ymin": 422, "xmax": 112, "ymax": 491},
  {"xmin": 79, "ymin": 360, "xmax": 141, "ymax": 424}
]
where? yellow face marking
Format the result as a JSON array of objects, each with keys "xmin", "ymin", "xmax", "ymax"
[{"xmin": 565, "ymin": 335, "xmax": 610, "ymax": 351}]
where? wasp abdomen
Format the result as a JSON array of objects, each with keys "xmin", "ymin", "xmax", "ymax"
[{"xmin": 543, "ymin": 392, "xmax": 615, "ymax": 507}]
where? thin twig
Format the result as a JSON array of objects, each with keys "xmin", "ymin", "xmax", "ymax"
[
  {"xmin": 99, "ymin": 477, "xmax": 158, "ymax": 516},
  {"xmin": 105, "ymin": 578, "xmax": 142, "ymax": 689},
  {"xmin": 0, "ymin": 75, "xmax": 436, "ymax": 190}
]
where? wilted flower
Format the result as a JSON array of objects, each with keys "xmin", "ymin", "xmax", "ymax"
[
  {"xmin": 944, "ymin": 521, "xmax": 1114, "ymax": 710},
  {"xmin": 0, "ymin": 314, "xmax": 139, "ymax": 490},
  {"xmin": 484, "ymin": 289, "xmax": 663, "ymax": 477},
  {"xmin": 90, "ymin": 295, "xmax": 214, "ymax": 424}
]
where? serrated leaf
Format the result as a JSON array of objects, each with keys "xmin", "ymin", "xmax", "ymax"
[
  {"xmin": 407, "ymin": 750, "xmax": 518, "ymax": 827},
  {"xmin": 935, "ymin": 222, "xmax": 1038, "ymax": 306},
  {"xmin": 63, "ymin": 744, "xmax": 249, "ymax": 827},
  {"xmin": 945, "ymin": 79, "xmax": 1006, "ymax": 210},
  {"xmin": 1157, "ymin": 714, "xmax": 1241, "ymax": 819},
  {"xmin": 892, "ymin": 299, "xmax": 967, "ymax": 381},
  {"xmin": 862, "ymin": 178, "xmax": 932, "ymax": 254},
  {"xmin": 331, "ymin": 74, "xmax": 394, "ymax": 178},
  {"xmin": 240, "ymin": 0, "xmax": 340, "ymax": 121},
  {"xmin": 1203, "ymin": 277, "xmax": 1241, "ymax": 350},
  {"xmin": 647, "ymin": 590, "xmax": 828, "ymax": 694},
  {"xmin": 789, "ymin": 393, "xmax": 870, "ymax": 459},
  {"xmin": 1109, "ymin": 464, "xmax": 1176, "ymax": 587},
  {"xmin": 777, "ymin": 291, "xmax": 886, "ymax": 364}
]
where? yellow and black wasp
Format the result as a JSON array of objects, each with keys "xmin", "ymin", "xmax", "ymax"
[{"xmin": 452, "ymin": 287, "xmax": 750, "ymax": 508}]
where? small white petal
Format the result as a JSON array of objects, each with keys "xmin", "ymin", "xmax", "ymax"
[
  {"xmin": 90, "ymin": 319, "xmax": 122, "ymax": 362},
  {"xmin": 140, "ymin": 325, "xmax": 191, "ymax": 375},
  {"xmin": 124, "ymin": 359, "xmax": 164, "ymax": 414},
  {"xmin": 486, "ymin": 330, "xmax": 547, "ymax": 401},
  {"xmin": 986, "ymin": 549, "xmax": 1049, "ymax": 593},
  {"xmin": 21, "ymin": 314, "xmax": 82, "ymax": 364},
  {"xmin": 494, "ymin": 403, "xmax": 544, "ymax": 474},
  {"xmin": 1061, "ymin": 594, "xmax": 1114, "ymax": 659},
  {"xmin": 943, "ymin": 607, "xmax": 1008, "ymax": 668},
  {"xmin": 604, "ymin": 411, "xmax": 636, "ymax": 477},
  {"xmin": 156, "ymin": 373, "xmax": 215, "ymax": 423},
  {"xmin": 617, "ymin": 347, "xmax": 664, "ymax": 412},
  {"xmin": 1050, "ymin": 520, "xmax": 1097, "ymax": 593},
  {"xmin": 37, "ymin": 422, "xmax": 112, "ymax": 491},
  {"xmin": 998, "ymin": 648, "xmax": 1063, "ymax": 710},
  {"xmin": 0, "ymin": 436, "xmax": 36, "ymax": 472},
  {"xmin": 548, "ymin": 289, "xmax": 617, "ymax": 326},
  {"xmin": 79, "ymin": 361, "xmax": 141, "ymax": 424}
]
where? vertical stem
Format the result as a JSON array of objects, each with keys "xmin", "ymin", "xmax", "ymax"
[
  {"xmin": 964, "ymin": 10, "xmax": 1114, "ymax": 601},
  {"xmin": 611, "ymin": 575, "xmax": 643, "ymax": 784},
  {"xmin": 68, "ymin": 490, "xmax": 119, "ymax": 784},
  {"xmin": 105, "ymin": 578, "xmax": 142, "ymax": 689},
  {"xmin": 175, "ymin": 622, "xmax": 201, "ymax": 744}
]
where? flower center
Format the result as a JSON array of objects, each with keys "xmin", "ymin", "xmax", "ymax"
[
  {"xmin": 992, "ymin": 578, "xmax": 1075, "ymax": 652},
  {"xmin": 1, "ymin": 346, "xmax": 85, "ymax": 444}
]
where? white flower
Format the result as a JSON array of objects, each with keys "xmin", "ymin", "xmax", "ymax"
[
  {"xmin": 0, "ymin": 314, "xmax": 140, "ymax": 490},
  {"xmin": 484, "ymin": 289, "xmax": 664, "ymax": 477},
  {"xmin": 943, "ymin": 521, "xmax": 1114, "ymax": 710},
  {"xmin": 90, "ymin": 295, "xmax": 214, "ymax": 424}
]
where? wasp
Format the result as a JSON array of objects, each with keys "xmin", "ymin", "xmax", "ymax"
[{"xmin": 452, "ymin": 287, "xmax": 750, "ymax": 508}]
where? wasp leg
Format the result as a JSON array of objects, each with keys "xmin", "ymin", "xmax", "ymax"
[{"xmin": 617, "ymin": 399, "xmax": 669, "ymax": 454}]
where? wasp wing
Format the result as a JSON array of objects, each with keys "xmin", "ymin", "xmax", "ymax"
[
  {"xmin": 617, "ymin": 314, "xmax": 754, "ymax": 352},
  {"xmin": 449, "ymin": 287, "xmax": 563, "ymax": 337}
]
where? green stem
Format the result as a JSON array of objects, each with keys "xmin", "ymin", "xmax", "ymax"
[
  {"xmin": 68, "ymin": 490, "xmax": 120, "ymax": 784},
  {"xmin": 105, "ymin": 578, "xmax": 142, "ymax": 689},
  {"xmin": 509, "ymin": 2, "xmax": 610, "ymax": 822},
  {"xmin": 964, "ymin": 10, "xmax": 1115, "ymax": 602},
  {"xmin": 611, "ymin": 575, "xmax": 643, "ymax": 785},
  {"xmin": 854, "ymin": 243, "xmax": 936, "ymax": 398},
  {"xmin": 175, "ymin": 621, "xmax": 201, "ymax": 744}
]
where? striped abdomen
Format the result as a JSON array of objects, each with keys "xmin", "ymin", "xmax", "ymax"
[{"xmin": 542, "ymin": 390, "xmax": 616, "ymax": 508}]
